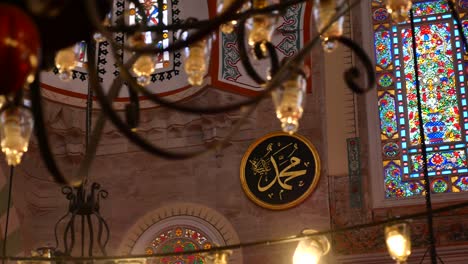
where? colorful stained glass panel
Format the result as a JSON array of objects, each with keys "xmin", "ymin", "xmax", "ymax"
[
  {"xmin": 374, "ymin": 31, "xmax": 392, "ymax": 69},
  {"xmin": 452, "ymin": 176, "xmax": 468, "ymax": 191},
  {"xmin": 384, "ymin": 162, "xmax": 425, "ymax": 198},
  {"xmin": 148, "ymin": 226, "xmax": 213, "ymax": 264},
  {"xmin": 379, "ymin": 92, "xmax": 398, "ymax": 139},
  {"xmin": 401, "ymin": 23, "xmax": 461, "ymax": 145},
  {"xmin": 378, "ymin": 73, "xmax": 394, "ymax": 87},
  {"xmin": 410, "ymin": 150, "xmax": 467, "ymax": 173},
  {"xmin": 129, "ymin": 0, "xmax": 172, "ymax": 69},
  {"xmin": 412, "ymin": 0, "xmax": 450, "ymax": 17},
  {"xmin": 431, "ymin": 178, "xmax": 449, "ymax": 193}
]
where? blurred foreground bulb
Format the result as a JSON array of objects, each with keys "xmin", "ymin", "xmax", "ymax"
[
  {"xmin": 293, "ymin": 229, "xmax": 330, "ymax": 264},
  {"xmin": 313, "ymin": 0, "xmax": 345, "ymax": 52},
  {"xmin": 248, "ymin": 0, "xmax": 275, "ymax": 58},
  {"xmin": 272, "ymin": 66, "xmax": 307, "ymax": 134},
  {"xmin": 386, "ymin": 0, "xmax": 412, "ymax": 23},
  {"xmin": 219, "ymin": 0, "xmax": 237, "ymax": 34},
  {"xmin": 184, "ymin": 39, "xmax": 210, "ymax": 86},
  {"xmin": 207, "ymin": 251, "xmax": 231, "ymax": 264},
  {"xmin": 55, "ymin": 46, "xmax": 77, "ymax": 81},
  {"xmin": 385, "ymin": 222, "xmax": 412, "ymax": 263},
  {"xmin": 0, "ymin": 107, "xmax": 34, "ymax": 166},
  {"xmin": 133, "ymin": 55, "xmax": 155, "ymax": 86}
]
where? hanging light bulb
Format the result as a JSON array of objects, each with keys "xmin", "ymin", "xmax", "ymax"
[
  {"xmin": 182, "ymin": 23, "xmax": 212, "ymax": 87},
  {"xmin": 130, "ymin": 33, "xmax": 156, "ymax": 86},
  {"xmin": 293, "ymin": 229, "xmax": 330, "ymax": 264},
  {"xmin": 247, "ymin": 0, "xmax": 276, "ymax": 59},
  {"xmin": 55, "ymin": 46, "xmax": 78, "ymax": 81},
  {"xmin": 207, "ymin": 250, "xmax": 231, "ymax": 264},
  {"xmin": 219, "ymin": 0, "xmax": 237, "ymax": 34},
  {"xmin": 218, "ymin": 0, "xmax": 250, "ymax": 34},
  {"xmin": 313, "ymin": 0, "xmax": 345, "ymax": 52},
  {"xmin": 271, "ymin": 65, "xmax": 308, "ymax": 134},
  {"xmin": 386, "ymin": 0, "xmax": 412, "ymax": 23},
  {"xmin": 0, "ymin": 107, "xmax": 34, "ymax": 166},
  {"xmin": 385, "ymin": 222, "xmax": 412, "ymax": 263},
  {"xmin": 132, "ymin": 55, "xmax": 155, "ymax": 86}
]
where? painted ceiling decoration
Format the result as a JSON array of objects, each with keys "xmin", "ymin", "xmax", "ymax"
[{"xmin": 39, "ymin": 0, "xmax": 312, "ymax": 109}]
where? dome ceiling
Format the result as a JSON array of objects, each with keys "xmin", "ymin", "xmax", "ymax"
[{"xmin": 39, "ymin": 0, "xmax": 313, "ymax": 109}]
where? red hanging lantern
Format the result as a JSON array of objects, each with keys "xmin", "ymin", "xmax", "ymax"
[{"xmin": 0, "ymin": 4, "xmax": 40, "ymax": 95}]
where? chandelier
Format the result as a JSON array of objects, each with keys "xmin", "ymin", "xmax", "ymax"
[{"xmin": 1, "ymin": 0, "xmax": 468, "ymax": 263}]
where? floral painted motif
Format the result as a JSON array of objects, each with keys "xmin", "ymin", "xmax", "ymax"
[
  {"xmin": 401, "ymin": 23, "xmax": 461, "ymax": 145},
  {"xmin": 384, "ymin": 162, "xmax": 424, "ymax": 198},
  {"xmin": 412, "ymin": 0, "xmax": 450, "ymax": 17},
  {"xmin": 431, "ymin": 178, "xmax": 449, "ymax": 193},
  {"xmin": 379, "ymin": 92, "xmax": 398, "ymax": 139},
  {"xmin": 373, "ymin": 8, "xmax": 389, "ymax": 22},
  {"xmin": 410, "ymin": 150, "xmax": 467, "ymax": 173},
  {"xmin": 374, "ymin": 1, "xmax": 468, "ymax": 199},
  {"xmin": 374, "ymin": 31, "xmax": 392, "ymax": 69},
  {"xmin": 148, "ymin": 226, "xmax": 213, "ymax": 264},
  {"xmin": 383, "ymin": 142, "xmax": 400, "ymax": 158},
  {"xmin": 453, "ymin": 176, "xmax": 468, "ymax": 191},
  {"xmin": 378, "ymin": 73, "xmax": 393, "ymax": 88}
]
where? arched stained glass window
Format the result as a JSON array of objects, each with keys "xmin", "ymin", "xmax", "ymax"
[
  {"xmin": 128, "ymin": 0, "xmax": 172, "ymax": 70},
  {"xmin": 372, "ymin": 0, "xmax": 468, "ymax": 198},
  {"xmin": 145, "ymin": 225, "xmax": 214, "ymax": 264}
]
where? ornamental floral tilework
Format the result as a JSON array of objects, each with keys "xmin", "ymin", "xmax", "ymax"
[
  {"xmin": 145, "ymin": 226, "xmax": 214, "ymax": 264},
  {"xmin": 372, "ymin": 0, "xmax": 468, "ymax": 198}
]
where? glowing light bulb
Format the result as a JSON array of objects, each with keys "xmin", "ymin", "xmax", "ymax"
[
  {"xmin": 293, "ymin": 230, "xmax": 330, "ymax": 264},
  {"xmin": 386, "ymin": 0, "xmax": 412, "ymax": 23},
  {"xmin": 0, "ymin": 107, "xmax": 33, "ymax": 166},
  {"xmin": 132, "ymin": 55, "xmax": 155, "ymax": 86},
  {"xmin": 247, "ymin": 0, "xmax": 275, "ymax": 58},
  {"xmin": 385, "ymin": 222, "xmax": 412, "ymax": 263},
  {"xmin": 313, "ymin": 0, "xmax": 345, "ymax": 52},
  {"xmin": 219, "ymin": 0, "xmax": 236, "ymax": 34},
  {"xmin": 55, "ymin": 46, "xmax": 78, "ymax": 81},
  {"xmin": 207, "ymin": 251, "xmax": 231, "ymax": 264},
  {"xmin": 271, "ymin": 68, "xmax": 307, "ymax": 134},
  {"xmin": 184, "ymin": 40, "xmax": 209, "ymax": 86}
]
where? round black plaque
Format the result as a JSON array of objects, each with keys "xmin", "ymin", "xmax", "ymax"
[{"xmin": 240, "ymin": 132, "xmax": 321, "ymax": 210}]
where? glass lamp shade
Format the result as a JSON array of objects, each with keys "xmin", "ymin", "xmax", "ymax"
[
  {"xmin": 385, "ymin": 0, "xmax": 412, "ymax": 23},
  {"xmin": 184, "ymin": 38, "xmax": 211, "ymax": 86},
  {"xmin": 246, "ymin": 0, "xmax": 276, "ymax": 58},
  {"xmin": 208, "ymin": 252, "xmax": 230, "ymax": 264},
  {"xmin": 219, "ymin": 0, "xmax": 237, "ymax": 34},
  {"xmin": 0, "ymin": 107, "xmax": 34, "ymax": 166},
  {"xmin": 293, "ymin": 230, "xmax": 330, "ymax": 264},
  {"xmin": 271, "ymin": 70, "xmax": 307, "ymax": 134},
  {"xmin": 313, "ymin": 0, "xmax": 345, "ymax": 52},
  {"xmin": 385, "ymin": 222, "xmax": 412, "ymax": 263},
  {"xmin": 132, "ymin": 55, "xmax": 156, "ymax": 86},
  {"xmin": 55, "ymin": 46, "xmax": 78, "ymax": 81}
]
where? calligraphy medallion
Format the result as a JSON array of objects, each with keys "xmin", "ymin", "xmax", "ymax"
[{"xmin": 240, "ymin": 132, "xmax": 321, "ymax": 210}]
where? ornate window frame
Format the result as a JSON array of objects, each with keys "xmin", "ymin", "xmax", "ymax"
[{"xmin": 361, "ymin": 0, "xmax": 468, "ymax": 208}]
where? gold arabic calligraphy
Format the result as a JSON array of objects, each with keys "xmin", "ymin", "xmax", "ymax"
[{"xmin": 248, "ymin": 142, "xmax": 308, "ymax": 201}]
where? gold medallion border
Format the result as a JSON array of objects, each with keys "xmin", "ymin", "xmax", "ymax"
[{"xmin": 239, "ymin": 131, "xmax": 321, "ymax": 210}]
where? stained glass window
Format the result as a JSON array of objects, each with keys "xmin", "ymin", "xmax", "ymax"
[
  {"xmin": 145, "ymin": 225, "xmax": 213, "ymax": 264},
  {"xmin": 372, "ymin": 0, "xmax": 468, "ymax": 198},
  {"xmin": 75, "ymin": 41, "xmax": 87, "ymax": 68},
  {"xmin": 129, "ymin": 0, "xmax": 172, "ymax": 70}
]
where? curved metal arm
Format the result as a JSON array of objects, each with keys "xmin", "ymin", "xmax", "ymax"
[{"xmin": 327, "ymin": 36, "xmax": 376, "ymax": 94}]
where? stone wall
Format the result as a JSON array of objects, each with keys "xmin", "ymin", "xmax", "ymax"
[{"xmin": 10, "ymin": 70, "xmax": 330, "ymax": 263}]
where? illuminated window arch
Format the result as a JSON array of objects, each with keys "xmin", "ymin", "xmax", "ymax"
[
  {"xmin": 372, "ymin": 0, "xmax": 468, "ymax": 199},
  {"xmin": 128, "ymin": 0, "xmax": 173, "ymax": 70}
]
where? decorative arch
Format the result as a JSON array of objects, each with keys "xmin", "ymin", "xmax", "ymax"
[{"xmin": 118, "ymin": 203, "xmax": 242, "ymax": 263}]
